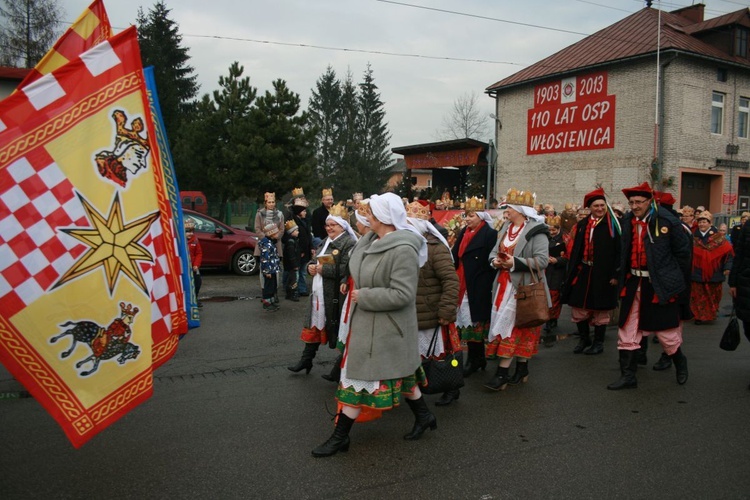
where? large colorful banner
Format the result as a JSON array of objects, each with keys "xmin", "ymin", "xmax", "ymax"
[
  {"xmin": 0, "ymin": 26, "xmax": 184, "ymax": 447},
  {"xmin": 527, "ymin": 71, "xmax": 616, "ymax": 155}
]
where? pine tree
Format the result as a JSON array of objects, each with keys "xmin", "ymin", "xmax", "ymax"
[
  {"xmin": 0, "ymin": 0, "xmax": 61, "ymax": 68},
  {"xmin": 356, "ymin": 64, "xmax": 392, "ymax": 195},
  {"xmin": 335, "ymin": 69, "xmax": 362, "ymax": 196},
  {"xmin": 308, "ymin": 66, "xmax": 342, "ymax": 183},
  {"xmin": 136, "ymin": 1, "xmax": 198, "ymax": 147}
]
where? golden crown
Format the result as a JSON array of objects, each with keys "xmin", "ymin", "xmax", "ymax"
[
  {"xmin": 285, "ymin": 220, "xmax": 298, "ymax": 231},
  {"xmin": 545, "ymin": 215, "xmax": 561, "ymax": 227},
  {"xmin": 405, "ymin": 201, "xmax": 431, "ymax": 220},
  {"xmin": 322, "ymin": 188, "xmax": 333, "ymax": 197},
  {"xmin": 292, "ymin": 187, "xmax": 305, "ymax": 197},
  {"xmin": 357, "ymin": 200, "xmax": 371, "ymax": 217},
  {"xmin": 464, "ymin": 196, "xmax": 485, "ymax": 212},
  {"xmin": 264, "ymin": 192, "xmax": 275, "ymax": 202},
  {"xmin": 120, "ymin": 302, "xmax": 140, "ymax": 317},
  {"xmin": 505, "ymin": 188, "xmax": 536, "ymax": 208},
  {"xmin": 352, "ymin": 192, "xmax": 363, "ymax": 201},
  {"xmin": 328, "ymin": 202, "xmax": 348, "ymax": 219}
]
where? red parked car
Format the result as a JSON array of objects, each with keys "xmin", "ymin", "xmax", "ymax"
[{"xmin": 183, "ymin": 209, "xmax": 258, "ymax": 276}]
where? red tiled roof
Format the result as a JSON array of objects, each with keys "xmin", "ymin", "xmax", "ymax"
[{"xmin": 487, "ymin": 7, "xmax": 750, "ymax": 93}]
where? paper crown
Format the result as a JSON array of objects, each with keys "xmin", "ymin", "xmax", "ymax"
[
  {"xmin": 464, "ymin": 196, "xmax": 486, "ymax": 212},
  {"xmin": 328, "ymin": 202, "xmax": 348, "ymax": 219},
  {"xmin": 611, "ymin": 202, "xmax": 625, "ymax": 215},
  {"xmin": 120, "ymin": 302, "xmax": 140, "ymax": 318},
  {"xmin": 356, "ymin": 200, "xmax": 371, "ymax": 217},
  {"xmin": 263, "ymin": 223, "xmax": 279, "ymax": 235},
  {"xmin": 285, "ymin": 220, "xmax": 299, "ymax": 233},
  {"xmin": 697, "ymin": 210, "xmax": 713, "ymax": 221},
  {"xmin": 681, "ymin": 205, "xmax": 694, "ymax": 216},
  {"xmin": 545, "ymin": 215, "xmax": 561, "ymax": 227},
  {"xmin": 352, "ymin": 192, "xmax": 363, "ymax": 202},
  {"xmin": 322, "ymin": 188, "xmax": 333, "ymax": 197},
  {"xmin": 406, "ymin": 200, "xmax": 431, "ymax": 220},
  {"xmin": 264, "ymin": 192, "xmax": 275, "ymax": 202},
  {"xmin": 184, "ymin": 219, "xmax": 195, "ymax": 230},
  {"xmin": 293, "ymin": 197, "xmax": 308, "ymax": 207},
  {"xmin": 505, "ymin": 188, "xmax": 535, "ymax": 208},
  {"xmin": 292, "ymin": 187, "xmax": 305, "ymax": 197}
]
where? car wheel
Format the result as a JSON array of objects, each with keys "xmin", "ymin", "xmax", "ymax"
[{"xmin": 232, "ymin": 249, "xmax": 258, "ymax": 276}]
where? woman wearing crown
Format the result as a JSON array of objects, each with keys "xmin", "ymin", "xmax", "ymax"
[
  {"xmin": 485, "ymin": 188, "xmax": 551, "ymax": 391},
  {"xmin": 288, "ymin": 203, "xmax": 357, "ymax": 377},
  {"xmin": 451, "ymin": 196, "xmax": 499, "ymax": 378}
]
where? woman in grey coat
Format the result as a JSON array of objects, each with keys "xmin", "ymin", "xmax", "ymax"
[
  {"xmin": 312, "ymin": 193, "xmax": 434, "ymax": 458},
  {"xmin": 484, "ymin": 191, "xmax": 551, "ymax": 391}
]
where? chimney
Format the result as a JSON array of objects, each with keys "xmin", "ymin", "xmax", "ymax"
[{"xmin": 670, "ymin": 3, "xmax": 705, "ymax": 24}]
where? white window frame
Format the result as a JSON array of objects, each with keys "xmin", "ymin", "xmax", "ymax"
[
  {"xmin": 739, "ymin": 97, "xmax": 749, "ymax": 139},
  {"xmin": 712, "ymin": 91, "xmax": 725, "ymax": 135}
]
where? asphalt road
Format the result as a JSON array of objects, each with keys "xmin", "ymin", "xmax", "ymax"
[{"xmin": 2, "ymin": 271, "xmax": 750, "ymax": 499}]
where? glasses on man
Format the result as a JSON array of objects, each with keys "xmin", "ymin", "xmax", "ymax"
[{"xmin": 628, "ymin": 199, "xmax": 649, "ymax": 207}]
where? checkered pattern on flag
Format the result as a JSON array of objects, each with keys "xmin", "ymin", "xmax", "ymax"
[
  {"xmin": 0, "ymin": 26, "xmax": 182, "ymax": 448},
  {"xmin": 17, "ymin": 0, "xmax": 112, "ymax": 89}
]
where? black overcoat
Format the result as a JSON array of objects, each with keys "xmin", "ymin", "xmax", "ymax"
[
  {"xmin": 561, "ymin": 216, "xmax": 621, "ymax": 310},
  {"xmin": 451, "ymin": 222, "xmax": 498, "ymax": 323},
  {"xmin": 729, "ymin": 221, "xmax": 750, "ymax": 321}
]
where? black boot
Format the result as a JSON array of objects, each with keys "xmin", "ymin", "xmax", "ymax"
[
  {"xmin": 290, "ymin": 289, "xmax": 300, "ymax": 302},
  {"xmin": 403, "ymin": 397, "xmax": 437, "ymax": 440},
  {"xmin": 573, "ymin": 321, "xmax": 592, "ymax": 354},
  {"xmin": 484, "ymin": 365, "xmax": 511, "ymax": 391},
  {"xmin": 584, "ymin": 324, "xmax": 606, "ymax": 355},
  {"xmin": 508, "ymin": 360, "xmax": 529, "ymax": 385},
  {"xmin": 543, "ymin": 333, "xmax": 557, "ymax": 347},
  {"xmin": 287, "ymin": 342, "xmax": 319, "ymax": 374},
  {"xmin": 435, "ymin": 389, "xmax": 460, "ymax": 407},
  {"xmin": 671, "ymin": 348, "xmax": 688, "ymax": 385},
  {"xmin": 652, "ymin": 351, "xmax": 673, "ymax": 371},
  {"xmin": 463, "ymin": 342, "xmax": 487, "ymax": 377},
  {"xmin": 607, "ymin": 350, "xmax": 638, "ymax": 390},
  {"xmin": 311, "ymin": 413, "xmax": 354, "ymax": 457},
  {"xmin": 321, "ymin": 354, "xmax": 342, "ymax": 382},
  {"xmin": 636, "ymin": 336, "xmax": 649, "ymax": 365}
]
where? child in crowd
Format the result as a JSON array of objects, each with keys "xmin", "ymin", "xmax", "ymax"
[
  {"xmin": 185, "ymin": 219, "xmax": 203, "ymax": 307},
  {"xmin": 259, "ymin": 223, "xmax": 282, "ymax": 312},
  {"xmin": 283, "ymin": 220, "xmax": 301, "ymax": 301}
]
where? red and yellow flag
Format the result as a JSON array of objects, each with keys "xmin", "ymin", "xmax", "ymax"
[
  {"xmin": 0, "ymin": 26, "xmax": 184, "ymax": 448},
  {"xmin": 17, "ymin": 0, "xmax": 112, "ymax": 89}
]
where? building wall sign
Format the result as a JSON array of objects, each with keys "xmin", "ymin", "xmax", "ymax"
[
  {"xmin": 527, "ymin": 71, "xmax": 616, "ymax": 155},
  {"xmin": 403, "ymin": 147, "xmax": 484, "ymax": 169}
]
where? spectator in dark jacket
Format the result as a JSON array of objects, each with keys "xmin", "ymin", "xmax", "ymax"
[
  {"xmin": 728, "ymin": 217, "xmax": 750, "ymax": 391},
  {"xmin": 282, "ymin": 220, "xmax": 301, "ymax": 301},
  {"xmin": 291, "ymin": 199, "xmax": 313, "ymax": 297},
  {"xmin": 543, "ymin": 215, "xmax": 567, "ymax": 346}
]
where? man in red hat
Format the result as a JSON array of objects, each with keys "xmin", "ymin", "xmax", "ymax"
[
  {"xmin": 561, "ymin": 188, "xmax": 621, "ymax": 355},
  {"xmin": 608, "ymin": 182, "xmax": 692, "ymax": 390}
]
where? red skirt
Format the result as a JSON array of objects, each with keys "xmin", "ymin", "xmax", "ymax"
[
  {"xmin": 690, "ymin": 282, "xmax": 722, "ymax": 322},
  {"xmin": 487, "ymin": 325, "xmax": 541, "ymax": 359}
]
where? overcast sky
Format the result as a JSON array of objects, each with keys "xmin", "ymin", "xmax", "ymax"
[{"xmin": 60, "ymin": 0, "xmax": 750, "ymax": 154}]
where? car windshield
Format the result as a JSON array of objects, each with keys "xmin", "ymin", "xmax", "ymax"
[{"xmin": 186, "ymin": 214, "xmax": 224, "ymax": 234}]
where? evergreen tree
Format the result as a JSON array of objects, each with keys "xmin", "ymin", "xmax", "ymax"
[
  {"xmin": 308, "ymin": 66, "xmax": 341, "ymax": 183},
  {"xmin": 174, "ymin": 62, "xmax": 256, "ymax": 219},
  {"xmin": 356, "ymin": 64, "xmax": 392, "ymax": 195},
  {"xmin": 136, "ymin": 1, "xmax": 198, "ymax": 147},
  {"xmin": 250, "ymin": 79, "xmax": 317, "ymax": 198},
  {"xmin": 0, "ymin": 0, "xmax": 61, "ymax": 67},
  {"xmin": 335, "ymin": 69, "xmax": 362, "ymax": 196}
]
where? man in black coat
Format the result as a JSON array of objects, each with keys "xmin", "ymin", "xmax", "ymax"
[
  {"xmin": 728, "ymin": 215, "xmax": 750, "ymax": 391},
  {"xmin": 608, "ymin": 182, "xmax": 691, "ymax": 390},
  {"xmin": 561, "ymin": 188, "xmax": 621, "ymax": 355},
  {"xmin": 311, "ymin": 188, "xmax": 334, "ymax": 243}
]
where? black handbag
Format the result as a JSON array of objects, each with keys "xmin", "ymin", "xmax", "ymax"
[
  {"xmin": 420, "ymin": 326, "xmax": 465, "ymax": 395},
  {"xmin": 720, "ymin": 308, "xmax": 740, "ymax": 351}
]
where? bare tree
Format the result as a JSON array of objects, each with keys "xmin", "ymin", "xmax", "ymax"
[
  {"xmin": 0, "ymin": 0, "xmax": 62, "ymax": 68},
  {"xmin": 436, "ymin": 91, "xmax": 490, "ymax": 140}
]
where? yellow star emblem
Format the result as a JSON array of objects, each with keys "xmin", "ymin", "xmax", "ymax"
[{"xmin": 54, "ymin": 193, "xmax": 159, "ymax": 295}]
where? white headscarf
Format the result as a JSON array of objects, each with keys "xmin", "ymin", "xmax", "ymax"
[
  {"xmin": 355, "ymin": 198, "xmax": 371, "ymax": 228},
  {"xmin": 326, "ymin": 214, "xmax": 359, "ymax": 242},
  {"xmin": 475, "ymin": 211, "xmax": 494, "ymax": 224},
  {"xmin": 407, "ymin": 217, "xmax": 453, "ymax": 262},
  {"xmin": 507, "ymin": 204, "xmax": 545, "ymax": 223},
  {"xmin": 369, "ymin": 193, "xmax": 427, "ymax": 266}
]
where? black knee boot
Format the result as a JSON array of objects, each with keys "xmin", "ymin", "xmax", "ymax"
[
  {"xmin": 671, "ymin": 347, "xmax": 688, "ymax": 385},
  {"xmin": 321, "ymin": 354, "xmax": 342, "ymax": 382},
  {"xmin": 573, "ymin": 321, "xmax": 592, "ymax": 354},
  {"xmin": 463, "ymin": 342, "xmax": 487, "ymax": 377},
  {"xmin": 484, "ymin": 365, "xmax": 510, "ymax": 391},
  {"xmin": 607, "ymin": 350, "xmax": 638, "ymax": 390},
  {"xmin": 636, "ymin": 336, "xmax": 649, "ymax": 365},
  {"xmin": 287, "ymin": 342, "xmax": 319, "ymax": 374},
  {"xmin": 403, "ymin": 396, "xmax": 437, "ymax": 440},
  {"xmin": 435, "ymin": 389, "xmax": 460, "ymax": 406},
  {"xmin": 584, "ymin": 324, "xmax": 606, "ymax": 355},
  {"xmin": 311, "ymin": 412, "xmax": 355, "ymax": 457},
  {"xmin": 508, "ymin": 360, "xmax": 529, "ymax": 385}
]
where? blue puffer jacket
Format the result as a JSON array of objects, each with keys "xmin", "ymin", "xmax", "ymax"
[{"xmin": 618, "ymin": 207, "xmax": 691, "ymax": 304}]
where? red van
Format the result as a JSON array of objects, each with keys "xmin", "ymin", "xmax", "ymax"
[{"xmin": 181, "ymin": 191, "xmax": 208, "ymax": 214}]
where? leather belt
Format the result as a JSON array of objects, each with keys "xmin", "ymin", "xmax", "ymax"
[
  {"xmin": 630, "ymin": 268, "xmax": 650, "ymax": 278},
  {"xmin": 582, "ymin": 260, "xmax": 593, "ymax": 266}
]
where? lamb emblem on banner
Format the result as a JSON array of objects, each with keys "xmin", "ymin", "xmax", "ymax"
[{"xmin": 94, "ymin": 109, "xmax": 150, "ymax": 187}]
